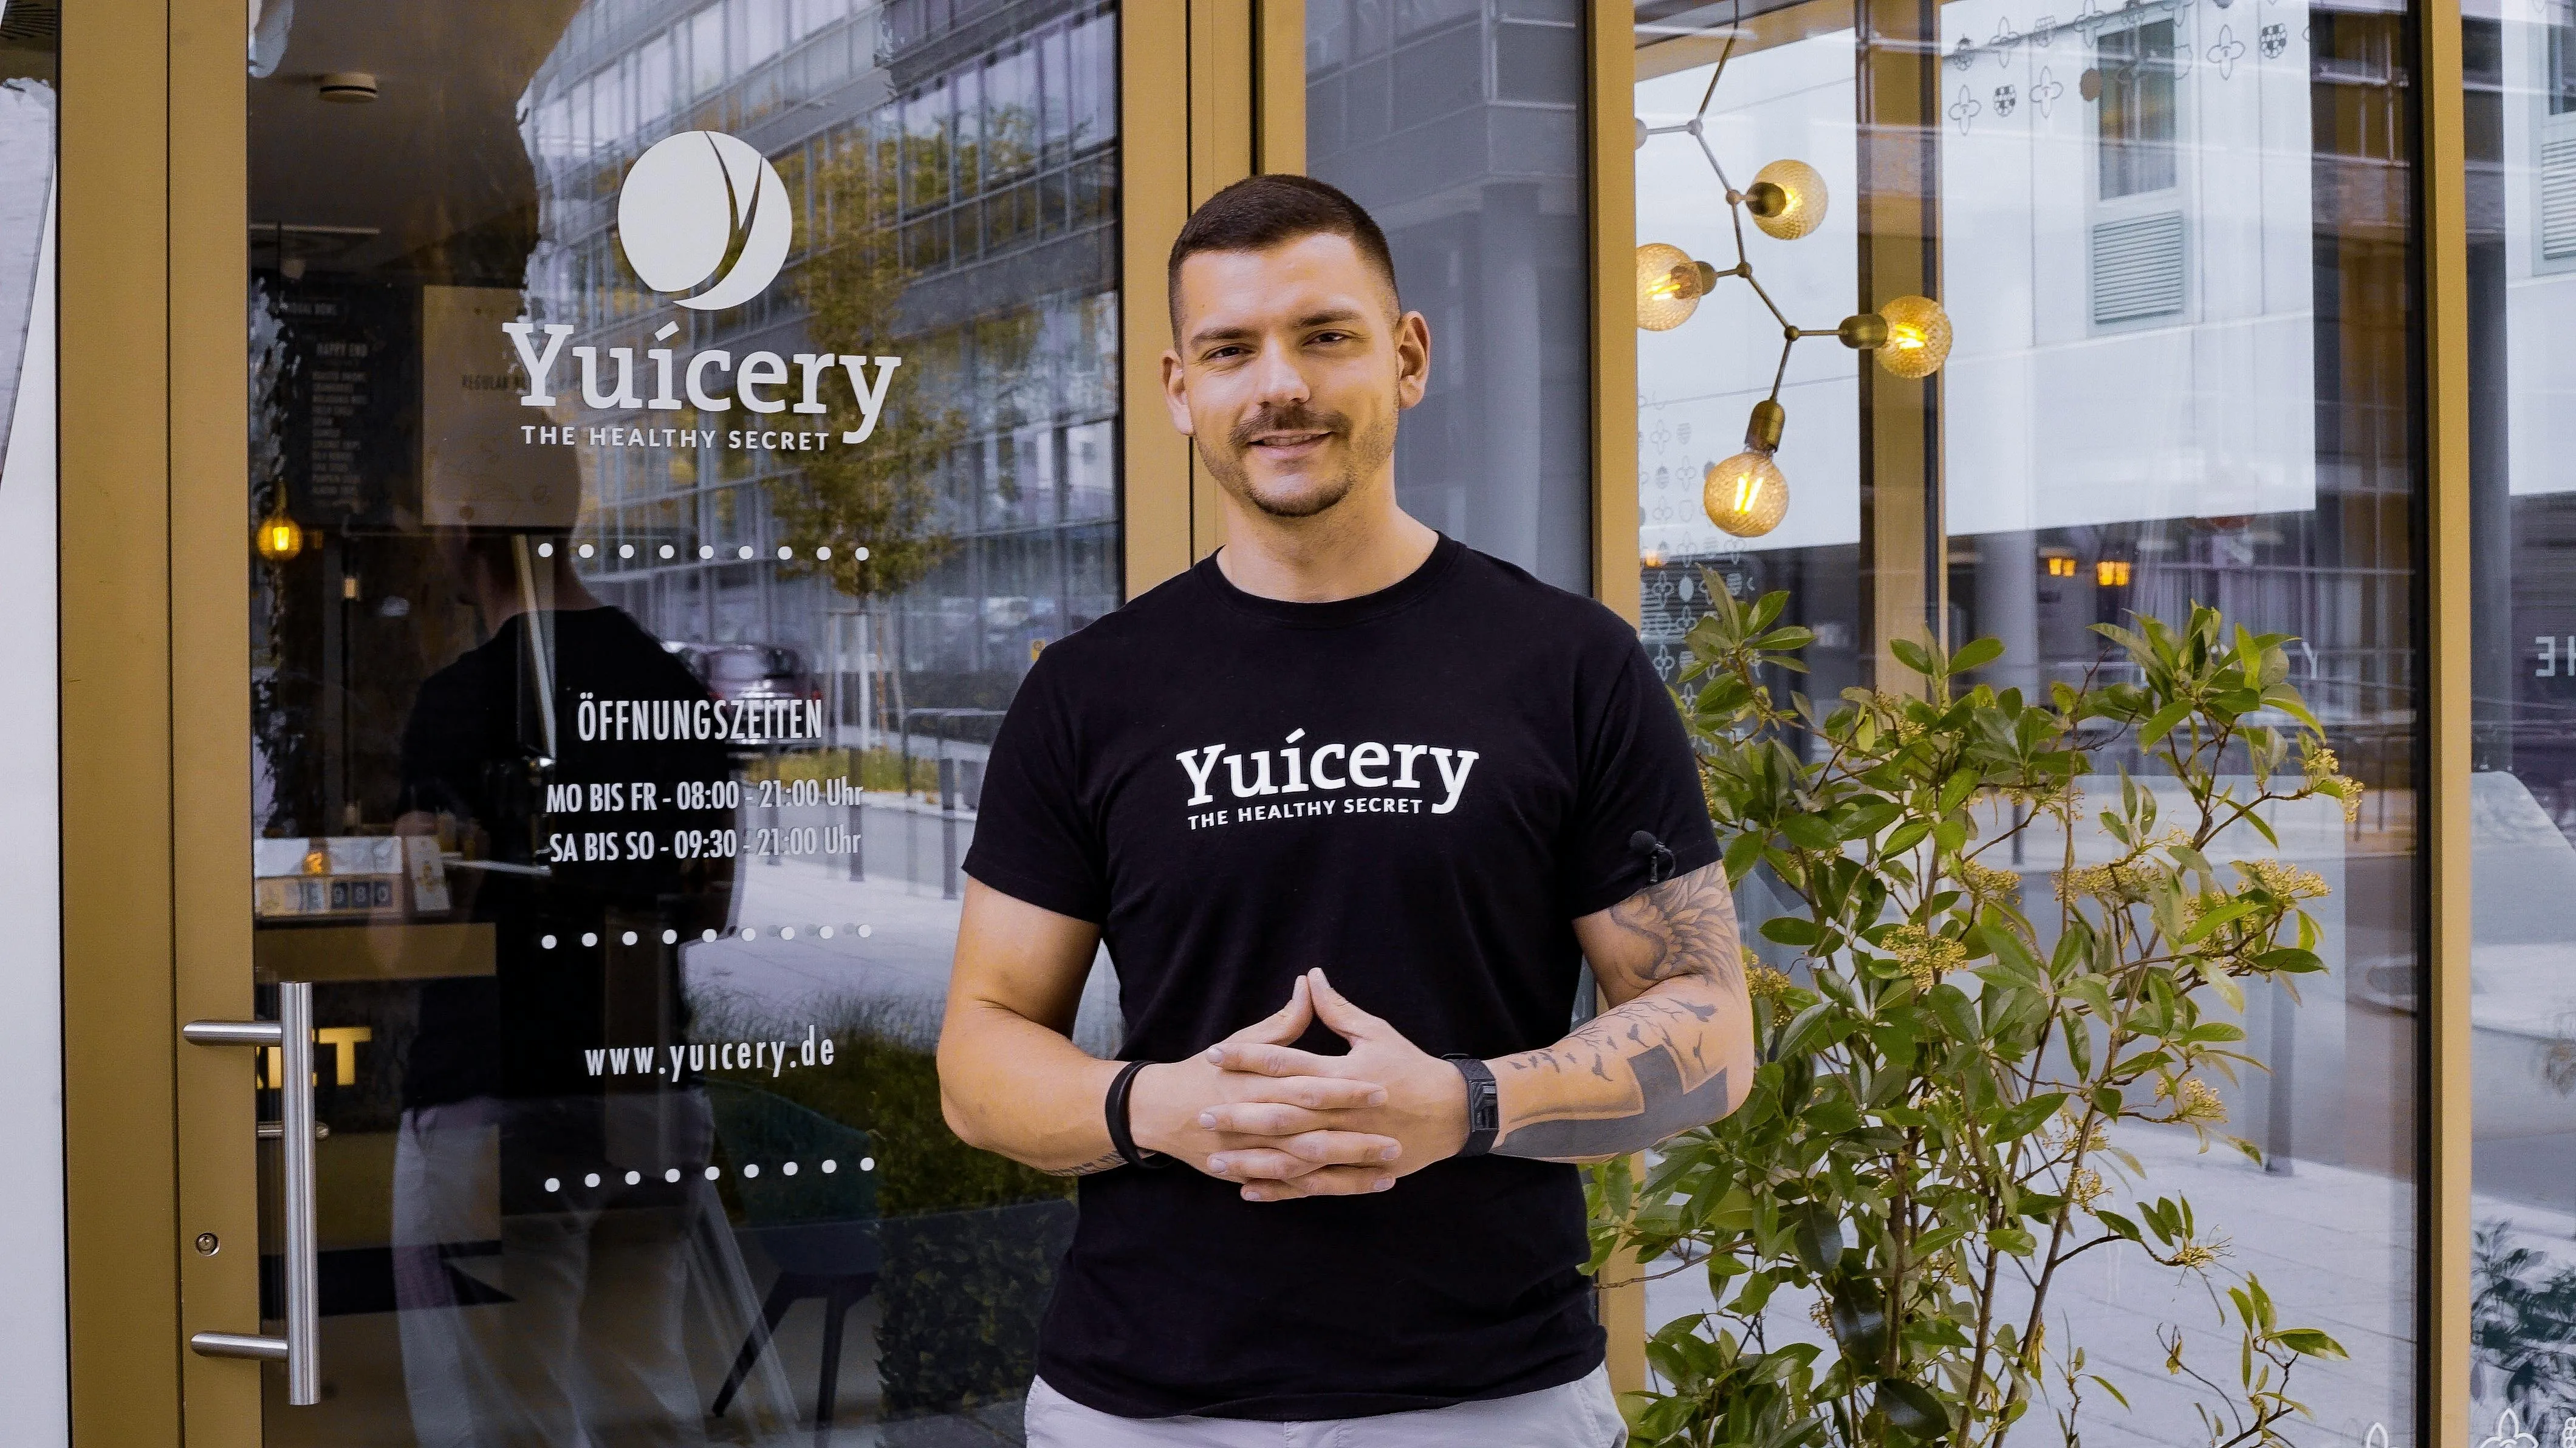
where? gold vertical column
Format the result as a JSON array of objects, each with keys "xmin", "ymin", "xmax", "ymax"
[
  {"xmin": 1186, "ymin": 0, "xmax": 1256, "ymax": 561},
  {"xmin": 1589, "ymin": 0, "xmax": 1641, "ymax": 626},
  {"xmin": 2418, "ymin": 0, "xmax": 2472, "ymax": 1433},
  {"xmin": 1855, "ymin": 0, "xmax": 1941, "ymax": 683},
  {"xmin": 1587, "ymin": 0, "xmax": 1649, "ymax": 1398},
  {"xmin": 1123, "ymin": 0, "xmax": 1301, "ymax": 593},
  {"xmin": 1122, "ymin": 0, "xmax": 1197, "ymax": 595},
  {"xmin": 170, "ymin": 0, "xmax": 261, "ymax": 1440},
  {"xmin": 1256, "ymin": 0, "xmax": 1307, "ymax": 175},
  {"xmin": 59, "ymin": 0, "xmax": 183, "ymax": 1438}
]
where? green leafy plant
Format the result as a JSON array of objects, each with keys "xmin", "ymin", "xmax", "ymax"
[{"xmin": 1592, "ymin": 589, "xmax": 2364, "ymax": 1447}]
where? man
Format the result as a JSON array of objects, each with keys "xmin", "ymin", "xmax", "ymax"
[{"xmin": 937, "ymin": 174, "xmax": 1755, "ymax": 1446}]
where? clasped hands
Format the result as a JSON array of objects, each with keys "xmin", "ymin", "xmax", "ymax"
[{"xmin": 1126, "ymin": 968, "xmax": 1470, "ymax": 1202}]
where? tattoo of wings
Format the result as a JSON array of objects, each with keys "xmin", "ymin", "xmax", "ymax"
[{"xmin": 1595, "ymin": 861, "xmax": 1743, "ymax": 997}]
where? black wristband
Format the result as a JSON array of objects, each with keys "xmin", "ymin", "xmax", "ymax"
[
  {"xmin": 1444, "ymin": 1054, "xmax": 1500, "ymax": 1158},
  {"xmin": 1104, "ymin": 1059, "xmax": 1170, "ymax": 1170}
]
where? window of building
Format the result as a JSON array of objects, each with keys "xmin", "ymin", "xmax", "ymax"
[{"xmin": 2098, "ymin": 18, "xmax": 2178, "ymax": 199}]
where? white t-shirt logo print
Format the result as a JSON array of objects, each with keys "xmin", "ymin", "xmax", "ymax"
[
  {"xmin": 1174, "ymin": 735, "xmax": 1480, "ymax": 816},
  {"xmin": 617, "ymin": 131, "xmax": 792, "ymax": 312}
]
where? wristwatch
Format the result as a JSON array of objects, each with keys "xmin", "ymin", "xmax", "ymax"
[{"xmin": 1444, "ymin": 1054, "xmax": 1499, "ymax": 1157}]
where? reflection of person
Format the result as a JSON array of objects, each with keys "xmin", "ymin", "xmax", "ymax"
[
  {"xmin": 939, "ymin": 176, "xmax": 1756, "ymax": 1445},
  {"xmin": 389, "ymin": 532, "xmax": 764, "ymax": 1447}
]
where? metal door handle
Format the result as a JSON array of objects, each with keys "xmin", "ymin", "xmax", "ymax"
[{"xmin": 182, "ymin": 982, "xmax": 319, "ymax": 1405}]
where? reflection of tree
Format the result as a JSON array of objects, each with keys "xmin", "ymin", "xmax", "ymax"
[
  {"xmin": 772, "ymin": 126, "xmax": 961, "ymax": 605},
  {"xmin": 771, "ymin": 112, "xmax": 1051, "ymax": 732},
  {"xmin": 248, "ymin": 279, "xmax": 312, "ymax": 836},
  {"xmin": 2473, "ymin": 1221, "xmax": 2576, "ymax": 1428}
]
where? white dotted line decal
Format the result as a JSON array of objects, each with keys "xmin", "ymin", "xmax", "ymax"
[
  {"xmin": 532, "ymin": 542, "xmax": 872, "ymax": 562},
  {"xmin": 541, "ymin": 1156, "xmax": 875, "ymax": 1197},
  {"xmin": 537, "ymin": 924, "xmax": 872, "ymax": 949}
]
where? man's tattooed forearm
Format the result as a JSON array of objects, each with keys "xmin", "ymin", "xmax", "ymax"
[
  {"xmin": 1480, "ymin": 863, "xmax": 1752, "ymax": 1162},
  {"xmin": 1497, "ymin": 992, "xmax": 1718, "ymax": 1081},
  {"xmin": 1044, "ymin": 1149, "xmax": 1126, "ymax": 1176},
  {"xmin": 1493, "ymin": 1053, "xmax": 1730, "ymax": 1160},
  {"xmin": 1487, "ymin": 980, "xmax": 1741, "ymax": 1161}
]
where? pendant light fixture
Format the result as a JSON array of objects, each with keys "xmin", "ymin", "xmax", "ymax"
[
  {"xmin": 1636, "ymin": 24, "xmax": 1956, "ymax": 539},
  {"xmin": 255, "ymin": 494, "xmax": 306, "ymax": 564}
]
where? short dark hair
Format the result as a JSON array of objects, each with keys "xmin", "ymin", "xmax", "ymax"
[{"xmin": 1166, "ymin": 174, "xmax": 1399, "ymax": 333}]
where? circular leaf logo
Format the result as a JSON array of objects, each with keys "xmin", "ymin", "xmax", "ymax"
[{"xmin": 617, "ymin": 131, "xmax": 792, "ymax": 312}]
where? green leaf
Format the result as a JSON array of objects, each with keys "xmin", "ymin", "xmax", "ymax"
[
  {"xmin": 2178, "ymin": 896, "xmax": 2259, "ymax": 945},
  {"xmin": 2063, "ymin": 975, "xmax": 2116, "ymax": 1020},
  {"xmin": 1792, "ymin": 1202, "xmax": 1845, "ymax": 1272},
  {"xmin": 2094, "ymin": 1209, "xmax": 2142, "ymax": 1241},
  {"xmin": 1722, "ymin": 830, "xmax": 1766, "ymax": 884},
  {"xmin": 1874, "ymin": 1380, "xmax": 1951, "ymax": 1438},
  {"xmin": 1775, "ymin": 1003, "xmax": 1839, "ymax": 1060},
  {"xmin": 1985, "ymin": 1092, "xmax": 2071, "ymax": 1144},
  {"xmin": 2137, "ymin": 698, "xmax": 2194, "ymax": 748},
  {"xmin": 1989, "ymin": 1224, "xmax": 2038, "ymax": 1257},
  {"xmin": 1840, "ymin": 799, "xmax": 1904, "ymax": 839},
  {"xmin": 1949, "ymin": 637, "xmax": 2005, "ymax": 675},
  {"xmin": 1781, "ymin": 813, "xmax": 1840, "ymax": 850},
  {"xmin": 1727, "ymin": 1270, "xmax": 1779, "ymax": 1316},
  {"xmin": 1761, "ymin": 916, "xmax": 1822, "ymax": 946},
  {"xmin": 1881, "ymin": 818, "xmax": 1934, "ymax": 856},
  {"xmin": 1889, "ymin": 637, "xmax": 1936, "ymax": 677},
  {"xmin": 1981, "ymin": 921, "xmax": 2045, "ymax": 984},
  {"xmin": 2270, "ymin": 1328, "xmax": 2348, "ymax": 1360}
]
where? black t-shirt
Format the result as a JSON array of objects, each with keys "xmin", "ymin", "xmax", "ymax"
[{"xmin": 962, "ymin": 535, "xmax": 1719, "ymax": 1421}]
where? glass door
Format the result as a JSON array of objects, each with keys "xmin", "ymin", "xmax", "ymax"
[{"xmin": 241, "ymin": 0, "xmax": 1121, "ymax": 1438}]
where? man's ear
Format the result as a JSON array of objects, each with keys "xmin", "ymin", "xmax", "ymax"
[
  {"xmin": 1394, "ymin": 310, "xmax": 1431, "ymax": 411},
  {"xmin": 1159, "ymin": 346, "xmax": 1196, "ymax": 437}
]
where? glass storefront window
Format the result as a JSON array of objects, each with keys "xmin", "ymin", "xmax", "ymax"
[
  {"xmin": 1306, "ymin": 0, "xmax": 1593, "ymax": 590},
  {"xmin": 1632, "ymin": 0, "xmax": 2423, "ymax": 1440},
  {"xmin": 245, "ymin": 0, "xmax": 1117, "ymax": 1434},
  {"xmin": 2465, "ymin": 0, "xmax": 2576, "ymax": 1435}
]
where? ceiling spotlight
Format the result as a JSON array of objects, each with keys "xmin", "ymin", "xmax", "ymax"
[
  {"xmin": 1636, "ymin": 243, "xmax": 1719, "ymax": 332},
  {"xmin": 318, "ymin": 72, "xmax": 380, "ymax": 104},
  {"xmin": 1744, "ymin": 159, "xmax": 1828, "ymax": 241}
]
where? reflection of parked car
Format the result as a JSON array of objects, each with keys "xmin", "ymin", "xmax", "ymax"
[{"xmin": 692, "ymin": 644, "xmax": 821, "ymax": 706}]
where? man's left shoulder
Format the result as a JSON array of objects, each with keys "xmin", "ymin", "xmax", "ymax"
[{"xmin": 1444, "ymin": 545, "xmax": 1646, "ymax": 658}]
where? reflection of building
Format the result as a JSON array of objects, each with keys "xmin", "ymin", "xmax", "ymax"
[
  {"xmin": 1636, "ymin": 1, "xmax": 2419, "ymax": 771},
  {"xmin": 521, "ymin": 0, "xmax": 1120, "ymax": 722},
  {"xmin": 1306, "ymin": 0, "xmax": 1592, "ymax": 592}
]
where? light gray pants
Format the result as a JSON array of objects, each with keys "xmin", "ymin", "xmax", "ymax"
[{"xmin": 1025, "ymin": 1366, "xmax": 1626, "ymax": 1447}]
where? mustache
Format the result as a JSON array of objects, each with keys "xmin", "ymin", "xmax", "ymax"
[{"xmin": 1228, "ymin": 404, "xmax": 1349, "ymax": 451}]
